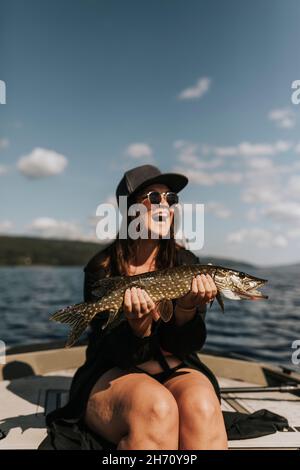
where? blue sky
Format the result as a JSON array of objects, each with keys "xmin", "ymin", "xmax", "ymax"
[{"xmin": 1, "ymin": 0, "xmax": 300, "ymax": 265}]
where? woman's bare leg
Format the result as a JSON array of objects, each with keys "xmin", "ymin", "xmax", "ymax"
[
  {"xmin": 164, "ymin": 368, "xmax": 228, "ymax": 450},
  {"xmin": 85, "ymin": 367, "xmax": 179, "ymax": 450}
]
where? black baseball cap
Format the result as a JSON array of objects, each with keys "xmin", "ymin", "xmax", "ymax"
[{"xmin": 116, "ymin": 164, "xmax": 188, "ymax": 206}]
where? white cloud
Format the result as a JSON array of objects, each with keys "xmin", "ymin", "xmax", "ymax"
[
  {"xmin": 28, "ymin": 217, "xmax": 85, "ymax": 240},
  {"xmin": 0, "ymin": 138, "xmax": 9, "ymax": 150},
  {"xmin": 227, "ymin": 228, "xmax": 288, "ymax": 248},
  {"xmin": 246, "ymin": 157, "xmax": 274, "ymax": 170},
  {"xmin": 177, "ymin": 149, "xmax": 222, "ymax": 170},
  {"xmin": 173, "ymin": 167, "xmax": 243, "ymax": 186},
  {"xmin": 263, "ymin": 202, "xmax": 300, "ymax": 224},
  {"xmin": 268, "ymin": 108, "xmax": 296, "ymax": 129},
  {"xmin": 214, "ymin": 146, "xmax": 239, "ymax": 157},
  {"xmin": 0, "ymin": 220, "xmax": 13, "ymax": 233},
  {"xmin": 247, "ymin": 208, "xmax": 259, "ymax": 222},
  {"xmin": 178, "ymin": 77, "xmax": 211, "ymax": 100},
  {"xmin": 205, "ymin": 202, "xmax": 231, "ymax": 218},
  {"xmin": 286, "ymin": 227, "xmax": 300, "ymax": 239},
  {"xmin": 126, "ymin": 143, "xmax": 153, "ymax": 159},
  {"xmin": 17, "ymin": 147, "xmax": 68, "ymax": 178},
  {"xmin": 242, "ymin": 184, "xmax": 281, "ymax": 204},
  {"xmin": 174, "ymin": 139, "xmax": 295, "ymax": 161},
  {"xmin": 214, "ymin": 140, "xmax": 292, "ymax": 157},
  {"xmin": 287, "ymin": 175, "xmax": 300, "ymax": 198}
]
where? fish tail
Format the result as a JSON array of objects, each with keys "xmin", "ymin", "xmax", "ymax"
[{"xmin": 50, "ymin": 303, "xmax": 91, "ymax": 347}]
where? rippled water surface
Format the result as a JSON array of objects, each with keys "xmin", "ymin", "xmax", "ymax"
[{"xmin": 1, "ymin": 265, "xmax": 300, "ymax": 368}]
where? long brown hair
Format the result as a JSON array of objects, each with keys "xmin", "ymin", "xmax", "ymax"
[{"xmin": 98, "ymin": 209, "xmax": 182, "ymax": 276}]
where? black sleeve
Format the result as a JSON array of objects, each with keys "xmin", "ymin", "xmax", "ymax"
[
  {"xmin": 101, "ymin": 320, "xmax": 158, "ymax": 369},
  {"xmin": 84, "ymin": 265, "xmax": 157, "ymax": 368},
  {"xmin": 158, "ymin": 305, "xmax": 207, "ymax": 358}
]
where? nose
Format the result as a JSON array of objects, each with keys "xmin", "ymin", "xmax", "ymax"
[{"xmin": 160, "ymin": 194, "xmax": 168, "ymax": 204}]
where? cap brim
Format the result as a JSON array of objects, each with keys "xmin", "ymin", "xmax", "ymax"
[{"xmin": 130, "ymin": 172, "xmax": 188, "ymax": 199}]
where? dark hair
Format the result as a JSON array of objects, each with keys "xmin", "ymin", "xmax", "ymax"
[{"xmin": 97, "ymin": 200, "xmax": 182, "ymax": 276}]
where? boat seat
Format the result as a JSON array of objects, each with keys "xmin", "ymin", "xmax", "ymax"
[{"xmin": 1, "ymin": 371, "xmax": 300, "ymax": 449}]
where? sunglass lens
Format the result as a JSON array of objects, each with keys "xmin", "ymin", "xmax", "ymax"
[
  {"xmin": 166, "ymin": 192, "xmax": 179, "ymax": 205},
  {"xmin": 148, "ymin": 191, "xmax": 162, "ymax": 204}
]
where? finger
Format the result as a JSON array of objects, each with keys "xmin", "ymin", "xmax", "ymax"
[
  {"xmin": 130, "ymin": 287, "xmax": 141, "ymax": 316},
  {"xmin": 201, "ymin": 274, "xmax": 212, "ymax": 299},
  {"xmin": 142, "ymin": 290, "xmax": 156, "ymax": 311},
  {"xmin": 123, "ymin": 288, "xmax": 132, "ymax": 313},
  {"xmin": 137, "ymin": 288, "xmax": 149, "ymax": 314},
  {"xmin": 150, "ymin": 301, "xmax": 161, "ymax": 322},
  {"xmin": 190, "ymin": 276, "xmax": 199, "ymax": 296},
  {"xmin": 196, "ymin": 274, "xmax": 206, "ymax": 298},
  {"xmin": 206, "ymin": 274, "xmax": 218, "ymax": 296}
]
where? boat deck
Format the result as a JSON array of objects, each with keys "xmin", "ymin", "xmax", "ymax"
[{"xmin": 1, "ymin": 367, "xmax": 300, "ymax": 450}]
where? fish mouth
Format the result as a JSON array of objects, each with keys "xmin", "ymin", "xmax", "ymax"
[{"xmin": 236, "ymin": 285, "xmax": 268, "ymax": 300}]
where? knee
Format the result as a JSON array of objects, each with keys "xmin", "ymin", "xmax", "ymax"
[
  {"xmin": 136, "ymin": 388, "xmax": 179, "ymax": 447},
  {"xmin": 137, "ymin": 386, "xmax": 179, "ymax": 426},
  {"xmin": 148, "ymin": 393, "xmax": 178, "ymax": 425},
  {"xmin": 177, "ymin": 386, "xmax": 220, "ymax": 424}
]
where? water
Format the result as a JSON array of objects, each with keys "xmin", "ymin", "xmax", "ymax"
[{"xmin": 1, "ymin": 265, "xmax": 300, "ymax": 369}]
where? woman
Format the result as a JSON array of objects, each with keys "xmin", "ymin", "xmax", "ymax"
[{"xmin": 41, "ymin": 164, "xmax": 228, "ymax": 450}]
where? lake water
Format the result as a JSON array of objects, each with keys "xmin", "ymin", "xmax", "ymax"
[{"xmin": 1, "ymin": 265, "xmax": 300, "ymax": 369}]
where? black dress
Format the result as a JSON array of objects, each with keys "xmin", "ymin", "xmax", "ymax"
[{"xmin": 39, "ymin": 246, "xmax": 220, "ymax": 450}]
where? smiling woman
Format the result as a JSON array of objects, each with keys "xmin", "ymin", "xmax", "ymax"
[{"xmin": 40, "ymin": 164, "xmax": 228, "ymax": 450}]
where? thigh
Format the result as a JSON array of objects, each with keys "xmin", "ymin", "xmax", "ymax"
[{"xmin": 85, "ymin": 367, "xmax": 175, "ymax": 444}]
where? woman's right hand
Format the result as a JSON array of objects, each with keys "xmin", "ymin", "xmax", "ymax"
[{"xmin": 123, "ymin": 287, "xmax": 160, "ymax": 338}]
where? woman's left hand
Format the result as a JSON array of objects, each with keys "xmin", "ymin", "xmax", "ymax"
[{"xmin": 176, "ymin": 274, "xmax": 218, "ymax": 310}]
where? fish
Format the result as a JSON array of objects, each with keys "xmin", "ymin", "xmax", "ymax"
[{"xmin": 50, "ymin": 264, "xmax": 268, "ymax": 347}]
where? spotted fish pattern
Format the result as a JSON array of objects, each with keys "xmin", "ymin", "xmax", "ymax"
[{"xmin": 50, "ymin": 264, "xmax": 268, "ymax": 347}]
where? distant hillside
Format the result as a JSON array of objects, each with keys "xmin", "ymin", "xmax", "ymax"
[
  {"xmin": 0, "ymin": 236, "xmax": 256, "ymax": 268},
  {"xmin": 0, "ymin": 236, "xmax": 104, "ymax": 266},
  {"xmin": 194, "ymin": 253, "xmax": 255, "ymax": 270}
]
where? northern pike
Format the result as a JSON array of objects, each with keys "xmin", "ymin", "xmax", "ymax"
[{"xmin": 50, "ymin": 264, "xmax": 268, "ymax": 347}]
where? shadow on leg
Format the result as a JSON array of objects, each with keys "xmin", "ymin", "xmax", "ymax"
[{"xmin": 85, "ymin": 367, "xmax": 180, "ymax": 450}]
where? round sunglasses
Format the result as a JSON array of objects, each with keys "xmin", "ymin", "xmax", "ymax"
[{"xmin": 140, "ymin": 191, "xmax": 179, "ymax": 206}]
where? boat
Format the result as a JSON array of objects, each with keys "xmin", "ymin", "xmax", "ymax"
[{"xmin": 1, "ymin": 342, "xmax": 300, "ymax": 450}]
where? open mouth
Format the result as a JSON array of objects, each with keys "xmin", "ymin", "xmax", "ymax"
[
  {"xmin": 151, "ymin": 211, "xmax": 169, "ymax": 223},
  {"xmin": 237, "ymin": 287, "xmax": 268, "ymax": 300}
]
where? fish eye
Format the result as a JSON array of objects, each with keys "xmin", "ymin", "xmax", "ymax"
[{"xmin": 239, "ymin": 272, "xmax": 246, "ymax": 279}]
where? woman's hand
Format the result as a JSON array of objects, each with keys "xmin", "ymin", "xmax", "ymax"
[
  {"xmin": 175, "ymin": 274, "xmax": 218, "ymax": 326},
  {"xmin": 123, "ymin": 287, "xmax": 160, "ymax": 338},
  {"xmin": 177, "ymin": 274, "xmax": 218, "ymax": 309}
]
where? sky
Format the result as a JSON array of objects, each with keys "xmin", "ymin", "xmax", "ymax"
[{"xmin": 1, "ymin": 0, "xmax": 300, "ymax": 266}]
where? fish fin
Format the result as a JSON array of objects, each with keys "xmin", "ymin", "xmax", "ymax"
[
  {"xmin": 157, "ymin": 299, "xmax": 174, "ymax": 322},
  {"xmin": 216, "ymin": 292, "xmax": 225, "ymax": 313},
  {"xmin": 92, "ymin": 276, "xmax": 122, "ymax": 298},
  {"xmin": 101, "ymin": 308, "xmax": 120, "ymax": 330},
  {"xmin": 50, "ymin": 304, "xmax": 90, "ymax": 347},
  {"xmin": 66, "ymin": 317, "xmax": 90, "ymax": 348},
  {"xmin": 221, "ymin": 288, "xmax": 241, "ymax": 300}
]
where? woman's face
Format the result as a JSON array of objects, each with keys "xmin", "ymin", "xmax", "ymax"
[{"xmin": 134, "ymin": 183, "xmax": 176, "ymax": 239}]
